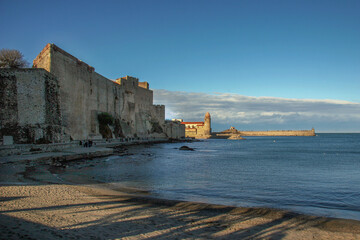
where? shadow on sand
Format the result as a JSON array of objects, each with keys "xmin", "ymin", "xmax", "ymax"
[{"xmin": 2, "ymin": 185, "xmax": 360, "ymax": 239}]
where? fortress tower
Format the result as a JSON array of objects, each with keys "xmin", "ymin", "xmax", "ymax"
[{"xmin": 204, "ymin": 112, "xmax": 211, "ymax": 136}]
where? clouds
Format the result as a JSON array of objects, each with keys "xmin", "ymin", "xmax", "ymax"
[{"xmin": 153, "ymin": 89, "xmax": 360, "ymax": 132}]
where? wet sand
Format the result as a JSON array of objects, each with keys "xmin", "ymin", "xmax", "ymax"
[{"xmin": 1, "ymin": 183, "xmax": 360, "ymax": 239}]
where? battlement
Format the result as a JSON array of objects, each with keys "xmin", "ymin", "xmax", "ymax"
[
  {"xmin": 138, "ymin": 81, "xmax": 149, "ymax": 89},
  {"xmin": 115, "ymin": 76, "xmax": 138, "ymax": 87},
  {"xmin": 120, "ymin": 76, "xmax": 138, "ymax": 82},
  {"xmin": 33, "ymin": 43, "xmax": 95, "ymax": 73},
  {"xmin": 153, "ymin": 104, "xmax": 165, "ymax": 109},
  {"xmin": 115, "ymin": 76, "xmax": 150, "ymax": 90}
]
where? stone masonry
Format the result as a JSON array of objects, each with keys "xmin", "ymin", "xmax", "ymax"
[
  {"xmin": 0, "ymin": 44, "xmax": 185, "ymax": 143},
  {"xmin": 0, "ymin": 69, "xmax": 65, "ymax": 143}
]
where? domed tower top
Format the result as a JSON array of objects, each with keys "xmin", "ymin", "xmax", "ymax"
[{"xmin": 205, "ymin": 112, "xmax": 211, "ymax": 118}]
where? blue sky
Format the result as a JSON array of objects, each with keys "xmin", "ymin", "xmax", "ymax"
[{"xmin": 1, "ymin": 0, "xmax": 359, "ymax": 132}]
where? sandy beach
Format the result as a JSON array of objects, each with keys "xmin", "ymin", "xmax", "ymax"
[
  {"xmin": 1, "ymin": 142, "xmax": 360, "ymax": 239},
  {"xmin": 1, "ymin": 183, "xmax": 360, "ymax": 239}
]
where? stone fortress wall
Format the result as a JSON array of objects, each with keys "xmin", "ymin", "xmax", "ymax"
[
  {"xmin": 32, "ymin": 44, "xmax": 182, "ymax": 141},
  {"xmin": 0, "ymin": 69, "xmax": 66, "ymax": 143},
  {"xmin": 0, "ymin": 44, "xmax": 184, "ymax": 143}
]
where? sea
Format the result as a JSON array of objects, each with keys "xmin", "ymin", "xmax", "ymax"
[
  {"xmin": 4, "ymin": 133, "xmax": 360, "ymax": 220},
  {"xmin": 52, "ymin": 133, "xmax": 359, "ymax": 221}
]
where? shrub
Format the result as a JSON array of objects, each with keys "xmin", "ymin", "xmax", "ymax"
[{"xmin": 0, "ymin": 49, "xmax": 29, "ymax": 68}]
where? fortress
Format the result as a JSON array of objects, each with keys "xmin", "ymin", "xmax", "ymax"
[
  {"xmin": 0, "ymin": 44, "xmax": 316, "ymax": 144},
  {"xmin": 0, "ymin": 44, "xmax": 185, "ymax": 144}
]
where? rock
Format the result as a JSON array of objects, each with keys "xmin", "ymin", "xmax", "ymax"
[
  {"xmin": 179, "ymin": 146, "xmax": 194, "ymax": 151},
  {"xmin": 228, "ymin": 135, "xmax": 245, "ymax": 140},
  {"xmin": 30, "ymin": 147, "xmax": 42, "ymax": 152}
]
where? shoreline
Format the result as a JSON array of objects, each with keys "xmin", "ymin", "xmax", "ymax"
[
  {"xmin": 1, "ymin": 183, "xmax": 360, "ymax": 239},
  {"xmin": 0, "ymin": 138, "xmax": 194, "ymax": 164},
  {"xmin": 2, "ymin": 138, "xmax": 360, "ymax": 238}
]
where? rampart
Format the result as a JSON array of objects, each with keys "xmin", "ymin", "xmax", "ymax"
[
  {"xmin": 0, "ymin": 68, "xmax": 65, "ymax": 143},
  {"xmin": 164, "ymin": 120, "xmax": 186, "ymax": 139},
  {"xmin": 32, "ymin": 43, "xmax": 176, "ymax": 140},
  {"xmin": 1, "ymin": 43, "xmax": 184, "ymax": 143}
]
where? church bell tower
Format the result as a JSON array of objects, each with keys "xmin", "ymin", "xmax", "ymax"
[{"xmin": 204, "ymin": 112, "xmax": 211, "ymax": 136}]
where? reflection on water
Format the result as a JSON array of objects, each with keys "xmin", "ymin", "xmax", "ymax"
[
  {"xmin": 61, "ymin": 134, "xmax": 360, "ymax": 220},
  {"xmin": 2, "ymin": 134, "xmax": 360, "ymax": 220}
]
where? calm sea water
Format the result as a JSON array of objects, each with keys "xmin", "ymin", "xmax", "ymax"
[{"xmin": 54, "ymin": 134, "xmax": 360, "ymax": 220}]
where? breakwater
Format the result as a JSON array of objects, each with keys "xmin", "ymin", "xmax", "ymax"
[{"xmin": 239, "ymin": 129, "xmax": 315, "ymax": 136}]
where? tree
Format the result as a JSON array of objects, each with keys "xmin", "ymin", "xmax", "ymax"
[{"xmin": 0, "ymin": 49, "xmax": 29, "ymax": 68}]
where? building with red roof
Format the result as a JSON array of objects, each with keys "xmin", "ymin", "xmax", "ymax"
[{"xmin": 178, "ymin": 112, "xmax": 212, "ymax": 139}]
